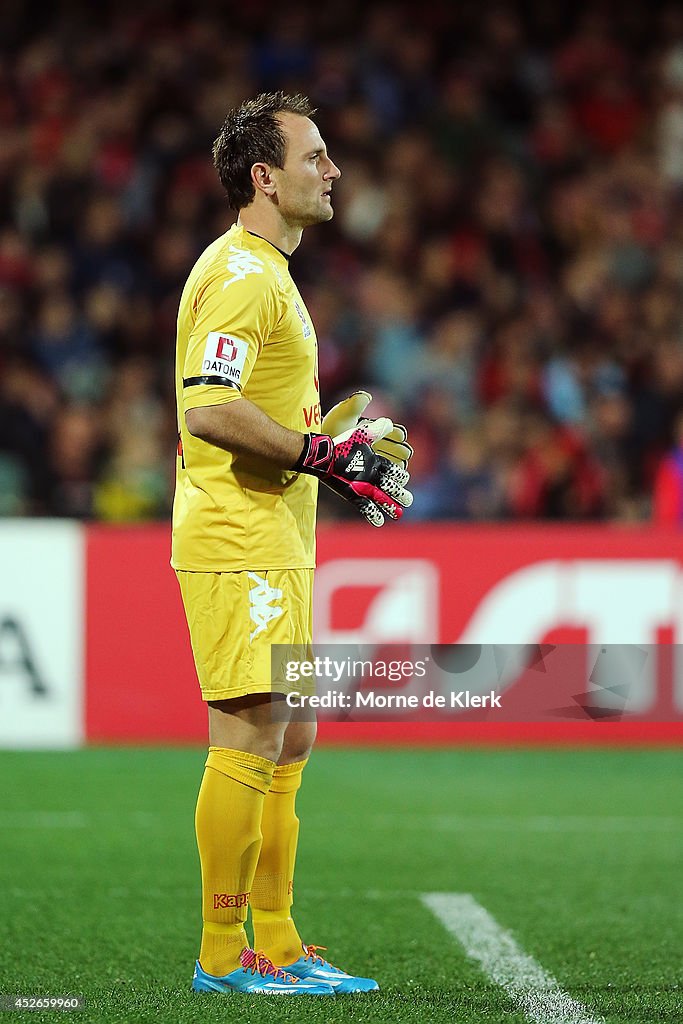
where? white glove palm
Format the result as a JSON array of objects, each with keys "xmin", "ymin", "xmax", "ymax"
[{"xmin": 321, "ymin": 391, "xmax": 413, "ymax": 469}]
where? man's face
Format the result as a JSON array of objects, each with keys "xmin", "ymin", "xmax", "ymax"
[{"xmin": 270, "ymin": 113, "xmax": 341, "ymax": 227}]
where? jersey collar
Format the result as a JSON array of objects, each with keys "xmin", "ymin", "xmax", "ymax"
[{"xmin": 246, "ymin": 230, "xmax": 290, "ymax": 263}]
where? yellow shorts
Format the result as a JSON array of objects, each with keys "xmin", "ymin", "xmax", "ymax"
[{"xmin": 176, "ymin": 568, "xmax": 314, "ymax": 701}]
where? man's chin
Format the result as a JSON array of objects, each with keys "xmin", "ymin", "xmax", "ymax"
[
  {"xmin": 316, "ymin": 204, "xmax": 335, "ymax": 223},
  {"xmin": 299, "ymin": 208, "xmax": 334, "ymax": 228}
]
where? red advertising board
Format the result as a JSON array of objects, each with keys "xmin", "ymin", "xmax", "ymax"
[
  {"xmin": 85, "ymin": 523, "xmax": 683, "ymax": 745},
  {"xmin": 85, "ymin": 525, "xmax": 206, "ymax": 743}
]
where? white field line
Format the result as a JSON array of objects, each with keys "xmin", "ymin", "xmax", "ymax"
[
  {"xmin": 422, "ymin": 892, "xmax": 604, "ymax": 1024},
  {"xmin": 1, "ymin": 810, "xmax": 681, "ymax": 832},
  {"xmin": 370, "ymin": 814, "xmax": 683, "ymax": 833},
  {"xmin": 0, "ymin": 810, "xmax": 161, "ymax": 827},
  {"xmin": 0, "ymin": 811, "xmax": 88, "ymax": 828},
  {"xmin": 6, "ymin": 884, "xmax": 420, "ymax": 901}
]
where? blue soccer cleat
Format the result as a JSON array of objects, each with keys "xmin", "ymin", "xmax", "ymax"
[
  {"xmin": 192, "ymin": 947, "xmax": 336, "ymax": 996},
  {"xmin": 283, "ymin": 944, "xmax": 380, "ymax": 993}
]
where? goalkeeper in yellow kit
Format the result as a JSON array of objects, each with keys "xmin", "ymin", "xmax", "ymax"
[{"xmin": 172, "ymin": 92, "xmax": 413, "ymax": 996}]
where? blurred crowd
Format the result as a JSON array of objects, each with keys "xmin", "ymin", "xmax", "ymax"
[{"xmin": 3, "ymin": 0, "xmax": 683, "ymax": 522}]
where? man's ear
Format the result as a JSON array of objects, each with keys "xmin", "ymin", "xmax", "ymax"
[{"xmin": 251, "ymin": 162, "xmax": 277, "ymax": 198}]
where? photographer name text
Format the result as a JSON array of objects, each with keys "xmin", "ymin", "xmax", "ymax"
[{"xmin": 285, "ymin": 690, "xmax": 502, "ymax": 710}]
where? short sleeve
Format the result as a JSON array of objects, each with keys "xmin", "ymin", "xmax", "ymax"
[{"xmin": 181, "ymin": 263, "xmax": 280, "ymax": 411}]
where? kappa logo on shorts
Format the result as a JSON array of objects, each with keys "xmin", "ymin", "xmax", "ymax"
[{"xmin": 248, "ymin": 572, "xmax": 284, "ymax": 641}]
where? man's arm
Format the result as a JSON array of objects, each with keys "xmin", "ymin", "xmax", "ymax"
[
  {"xmin": 185, "ymin": 398, "xmax": 305, "ymax": 468},
  {"xmin": 186, "ymin": 396, "xmax": 412, "ymax": 527}
]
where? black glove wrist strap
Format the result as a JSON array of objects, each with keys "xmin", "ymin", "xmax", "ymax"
[{"xmin": 293, "ymin": 432, "xmax": 335, "ymax": 476}]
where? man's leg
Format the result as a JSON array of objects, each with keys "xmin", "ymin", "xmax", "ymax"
[
  {"xmin": 251, "ymin": 715, "xmax": 316, "ymax": 964},
  {"xmin": 250, "ymin": 711, "xmax": 379, "ymax": 993},
  {"xmin": 194, "ymin": 695, "xmax": 289, "ymax": 976},
  {"xmin": 179, "ymin": 569, "xmax": 335, "ymax": 994}
]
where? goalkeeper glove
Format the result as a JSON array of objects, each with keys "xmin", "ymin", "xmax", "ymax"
[
  {"xmin": 294, "ymin": 417, "xmax": 413, "ymax": 527},
  {"xmin": 321, "ymin": 391, "xmax": 413, "ymax": 469}
]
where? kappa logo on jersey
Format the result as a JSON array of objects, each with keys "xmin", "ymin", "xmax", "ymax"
[
  {"xmin": 347, "ymin": 451, "xmax": 365, "ymax": 473},
  {"xmin": 294, "ymin": 300, "xmax": 312, "ymax": 339},
  {"xmin": 248, "ymin": 572, "xmax": 284, "ymax": 641},
  {"xmin": 202, "ymin": 332, "xmax": 249, "ymax": 383},
  {"xmin": 223, "ymin": 246, "xmax": 264, "ymax": 288}
]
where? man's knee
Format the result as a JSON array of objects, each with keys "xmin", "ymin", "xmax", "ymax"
[
  {"xmin": 207, "ymin": 694, "xmax": 292, "ymax": 763},
  {"xmin": 279, "ymin": 719, "xmax": 317, "ymax": 764}
]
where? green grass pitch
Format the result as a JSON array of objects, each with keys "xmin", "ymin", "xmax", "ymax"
[{"xmin": 0, "ymin": 747, "xmax": 681, "ymax": 1023}]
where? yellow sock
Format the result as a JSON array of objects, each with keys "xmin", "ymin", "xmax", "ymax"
[
  {"xmin": 195, "ymin": 746, "xmax": 275, "ymax": 976},
  {"xmin": 251, "ymin": 759, "xmax": 307, "ymax": 966}
]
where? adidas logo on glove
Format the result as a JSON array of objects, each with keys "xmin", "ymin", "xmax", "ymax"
[{"xmin": 346, "ymin": 451, "xmax": 365, "ymax": 473}]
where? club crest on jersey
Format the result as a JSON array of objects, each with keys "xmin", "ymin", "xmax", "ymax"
[
  {"xmin": 223, "ymin": 246, "xmax": 264, "ymax": 287},
  {"xmin": 294, "ymin": 300, "xmax": 312, "ymax": 339},
  {"xmin": 202, "ymin": 332, "xmax": 249, "ymax": 382}
]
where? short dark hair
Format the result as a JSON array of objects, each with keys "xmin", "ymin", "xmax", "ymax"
[{"xmin": 212, "ymin": 92, "xmax": 316, "ymax": 211}]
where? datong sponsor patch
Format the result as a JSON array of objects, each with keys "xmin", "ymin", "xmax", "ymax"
[{"xmin": 202, "ymin": 332, "xmax": 249, "ymax": 384}]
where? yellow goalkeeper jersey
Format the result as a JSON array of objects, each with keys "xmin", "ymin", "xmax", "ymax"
[{"xmin": 171, "ymin": 224, "xmax": 320, "ymax": 571}]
